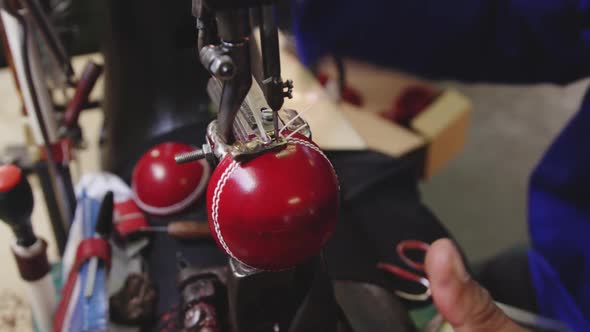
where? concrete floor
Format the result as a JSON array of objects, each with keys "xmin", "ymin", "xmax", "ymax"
[{"xmin": 421, "ymin": 78, "xmax": 589, "ymax": 263}]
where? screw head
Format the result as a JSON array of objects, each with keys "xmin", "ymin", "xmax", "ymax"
[
  {"xmin": 261, "ymin": 108, "xmax": 274, "ymax": 122},
  {"xmin": 218, "ymin": 63, "xmax": 235, "ymax": 79}
]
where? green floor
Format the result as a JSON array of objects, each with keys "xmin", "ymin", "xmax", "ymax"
[{"xmin": 420, "ymin": 78, "xmax": 589, "ymax": 263}]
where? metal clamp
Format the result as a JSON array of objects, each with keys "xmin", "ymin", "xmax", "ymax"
[{"xmin": 200, "ymin": 45, "xmax": 236, "ymax": 81}]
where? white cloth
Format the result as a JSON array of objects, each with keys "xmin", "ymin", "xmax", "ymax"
[{"xmin": 61, "ymin": 172, "xmax": 134, "ymax": 284}]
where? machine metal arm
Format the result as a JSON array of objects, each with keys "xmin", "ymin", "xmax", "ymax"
[
  {"xmin": 214, "ymin": 9, "xmax": 252, "ymax": 144},
  {"xmin": 194, "ymin": 0, "xmax": 291, "ymax": 145}
]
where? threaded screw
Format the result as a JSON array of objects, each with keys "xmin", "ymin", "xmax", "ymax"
[{"xmin": 175, "ymin": 150, "xmax": 205, "ymax": 164}]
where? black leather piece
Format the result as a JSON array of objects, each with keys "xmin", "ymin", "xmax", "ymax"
[
  {"xmin": 334, "ymin": 281, "xmax": 417, "ymax": 332},
  {"xmin": 324, "ymin": 150, "xmax": 451, "ymax": 309},
  {"xmin": 146, "ymin": 211, "xmax": 227, "ymax": 316},
  {"xmin": 287, "ymin": 257, "xmax": 339, "ymax": 332}
]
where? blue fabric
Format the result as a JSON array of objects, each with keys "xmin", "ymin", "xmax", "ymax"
[
  {"xmin": 291, "ymin": 0, "xmax": 590, "ymax": 84},
  {"xmin": 291, "ymin": 0, "xmax": 590, "ymax": 329},
  {"xmin": 528, "ymin": 91, "xmax": 590, "ymax": 331},
  {"xmin": 70, "ymin": 193, "xmax": 109, "ymax": 331},
  {"xmin": 528, "ymin": 250, "xmax": 590, "ymax": 331}
]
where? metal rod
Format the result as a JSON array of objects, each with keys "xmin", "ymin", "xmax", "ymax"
[
  {"xmin": 259, "ymin": 5, "xmax": 283, "ymax": 112},
  {"xmin": 216, "ymin": 9, "xmax": 252, "ymax": 144},
  {"xmin": 258, "ymin": 5, "xmax": 284, "ymax": 141},
  {"xmin": 175, "ymin": 149, "xmax": 205, "ymax": 164},
  {"xmin": 22, "ymin": 8, "xmax": 73, "ymax": 231},
  {"xmin": 19, "ymin": 0, "xmax": 74, "ymax": 79},
  {"xmin": 35, "ymin": 161, "xmax": 67, "ymax": 253}
]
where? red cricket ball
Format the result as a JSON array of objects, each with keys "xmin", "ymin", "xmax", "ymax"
[
  {"xmin": 206, "ymin": 136, "xmax": 340, "ymax": 271},
  {"xmin": 132, "ymin": 142, "xmax": 210, "ymax": 216}
]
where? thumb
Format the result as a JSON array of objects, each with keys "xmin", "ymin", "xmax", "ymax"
[{"xmin": 425, "ymin": 239, "xmax": 528, "ymax": 332}]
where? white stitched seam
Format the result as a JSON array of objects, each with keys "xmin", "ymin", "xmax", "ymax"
[
  {"xmin": 133, "ymin": 159, "xmax": 211, "ymax": 215},
  {"xmin": 213, "ymin": 139, "xmax": 337, "ymax": 269},
  {"xmin": 288, "ymin": 138, "xmax": 340, "ymax": 190},
  {"xmin": 288, "ymin": 138, "xmax": 333, "ymax": 167},
  {"xmin": 212, "ymin": 160, "xmax": 239, "ymax": 258}
]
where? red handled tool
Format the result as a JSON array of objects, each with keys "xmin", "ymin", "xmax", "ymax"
[
  {"xmin": 377, "ymin": 240, "xmax": 431, "ymax": 301},
  {"xmin": 0, "ymin": 165, "xmax": 56, "ymax": 332},
  {"xmin": 63, "ymin": 61, "xmax": 103, "ymax": 129},
  {"xmin": 140, "ymin": 221, "xmax": 211, "ymax": 240}
]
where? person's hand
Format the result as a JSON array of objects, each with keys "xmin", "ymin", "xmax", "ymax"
[{"xmin": 425, "ymin": 239, "xmax": 529, "ymax": 331}]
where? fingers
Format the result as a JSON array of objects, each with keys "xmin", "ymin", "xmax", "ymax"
[{"xmin": 425, "ymin": 239, "xmax": 529, "ymax": 332}]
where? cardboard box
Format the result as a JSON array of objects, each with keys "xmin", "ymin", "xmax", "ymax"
[{"xmin": 281, "ymin": 52, "xmax": 471, "ymax": 179}]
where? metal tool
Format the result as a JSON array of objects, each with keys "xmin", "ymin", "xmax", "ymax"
[
  {"xmin": 61, "ymin": 60, "xmax": 103, "ymax": 146},
  {"xmin": 177, "ymin": 0, "xmax": 296, "ymax": 166},
  {"xmin": 0, "ymin": 1, "xmax": 78, "ymax": 254},
  {"xmin": 0, "ymin": 164, "xmax": 57, "ymax": 332},
  {"xmin": 377, "ymin": 240, "xmax": 431, "ymax": 301},
  {"xmin": 140, "ymin": 221, "xmax": 211, "ymax": 240},
  {"xmin": 18, "ymin": 0, "xmax": 74, "ymax": 82},
  {"xmin": 84, "ymin": 191, "xmax": 114, "ymax": 298}
]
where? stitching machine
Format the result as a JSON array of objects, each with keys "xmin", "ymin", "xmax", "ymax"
[{"xmin": 174, "ymin": 1, "xmax": 344, "ymax": 330}]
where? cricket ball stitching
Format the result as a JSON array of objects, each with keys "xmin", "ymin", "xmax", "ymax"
[
  {"xmin": 212, "ymin": 138, "xmax": 337, "ymax": 268},
  {"xmin": 212, "ymin": 160, "xmax": 239, "ymax": 258}
]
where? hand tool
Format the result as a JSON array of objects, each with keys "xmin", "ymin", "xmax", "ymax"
[
  {"xmin": 377, "ymin": 240, "xmax": 431, "ymax": 301},
  {"xmin": 53, "ymin": 189, "xmax": 113, "ymax": 332},
  {"xmin": 140, "ymin": 221, "xmax": 211, "ymax": 240},
  {"xmin": 0, "ymin": 164, "xmax": 56, "ymax": 332},
  {"xmin": 0, "ymin": 2, "xmax": 77, "ymax": 254},
  {"xmin": 381, "ymin": 240, "xmax": 571, "ymax": 331},
  {"xmin": 84, "ymin": 191, "xmax": 114, "ymax": 298},
  {"xmin": 63, "ymin": 60, "xmax": 103, "ymax": 130},
  {"xmin": 18, "ymin": 0, "xmax": 74, "ymax": 81}
]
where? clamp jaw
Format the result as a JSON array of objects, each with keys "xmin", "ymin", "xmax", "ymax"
[{"xmin": 177, "ymin": 0, "xmax": 304, "ymax": 166}]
